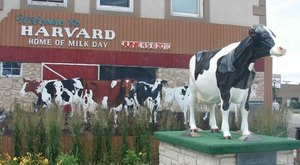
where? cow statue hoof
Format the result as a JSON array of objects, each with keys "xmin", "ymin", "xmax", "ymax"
[
  {"xmin": 236, "ymin": 130, "xmax": 253, "ymax": 136},
  {"xmin": 222, "ymin": 131, "xmax": 232, "ymax": 140},
  {"xmin": 190, "ymin": 127, "xmax": 203, "ymax": 133},
  {"xmin": 182, "ymin": 128, "xmax": 202, "ymax": 137},
  {"xmin": 183, "ymin": 128, "xmax": 202, "ymax": 137},
  {"xmin": 211, "ymin": 128, "xmax": 219, "ymax": 133},
  {"xmin": 223, "ymin": 136, "xmax": 232, "ymax": 140}
]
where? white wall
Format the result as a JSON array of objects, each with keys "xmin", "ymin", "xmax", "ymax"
[
  {"xmin": 74, "ymin": 0, "xmax": 89, "ymax": 13},
  {"xmin": 0, "ymin": 0, "xmax": 261, "ymax": 26},
  {"xmin": 0, "ymin": 0, "xmax": 20, "ymax": 21},
  {"xmin": 209, "ymin": 0, "xmax": 260, "ymax": 26},
  {"xmin": 140, "ymin": 0, "xmax": 165, "ymax": 19}
]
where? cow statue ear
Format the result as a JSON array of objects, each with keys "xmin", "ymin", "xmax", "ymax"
[{"xmin": 249, "ymin": 29, "xmax": 256, "ymax": 37}]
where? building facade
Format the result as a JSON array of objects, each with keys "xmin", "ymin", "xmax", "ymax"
[
  {"xmin": 0, "ymin": 0, "xmax": 271, "ymax": 111},
  {"xmin": 277, "ymin": 84, "xmax": 300, "ymax": 106}
]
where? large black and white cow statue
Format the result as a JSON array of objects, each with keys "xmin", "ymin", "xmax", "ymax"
[{"xmin": 189, "ymin": 25, "xmax": 286, "ymax": 139}]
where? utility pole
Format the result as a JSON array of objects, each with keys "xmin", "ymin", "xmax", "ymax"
[{"xmin": 273, "ymin": 79, "xmax": 276, "ymax": 101}]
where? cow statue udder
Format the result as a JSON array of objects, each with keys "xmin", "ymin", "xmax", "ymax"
[{"xmin": 189, "ymin": 25, "xmax": 286, "ymax": 139}]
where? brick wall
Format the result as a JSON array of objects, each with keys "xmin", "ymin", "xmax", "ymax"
[{"xmin": 159, "ymin": 142, "xmax": 294, "ymax": 165}]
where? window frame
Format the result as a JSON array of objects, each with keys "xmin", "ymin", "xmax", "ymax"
[
  {"xmin": 170, "ymin": 0, "xmax": 203, "ymax": 18},
  {"xmin": 27, "ymin": 0, "xmax": 68, "ymax": 7},
  {"xmin": 96, "ymin": 0, "xmax": 134, "ymax": 13},
  {"xmin": 1, "ymin": 62, "xmax": 23, "ymax": 77}
]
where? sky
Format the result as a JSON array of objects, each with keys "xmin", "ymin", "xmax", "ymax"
[{"xmin": 266, "ymin": 0, "xmax": 300, "ymax": 84}]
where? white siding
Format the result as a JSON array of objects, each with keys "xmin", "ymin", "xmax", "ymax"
[
  {"xmin": 140, "ymin": 0, "xmax": 165, "ymax": 19},
  {"xmin": 0, "ymin": 0, "xmax": 20, "ymax": 21},
  {"xmin": 210, "ymin": 0, "xmax": 260, "ymax": 26},
  {"xmin": 74, "ymin": 0, "xmax": 90, "ymax": 13}
]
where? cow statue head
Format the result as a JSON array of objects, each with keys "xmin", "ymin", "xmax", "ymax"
[
  {"xmin": 249, "ymin": 25, "xmax": 286, "ymax": 58},
  {"xmin": 19, "ymin": 78, "xmax": 41, "ymax": 97}
]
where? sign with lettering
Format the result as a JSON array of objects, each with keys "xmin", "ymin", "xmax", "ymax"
[
  {"xmin": 237, "ymin": 152, "xmax": 276, "ymax": 165},
  {"xmin": 121, "ymin": 41, "xmax": 171, "ymax": 50},
  {"xmin": 15, "ymin": 15, "xmax": 116, "ymax": 48}
]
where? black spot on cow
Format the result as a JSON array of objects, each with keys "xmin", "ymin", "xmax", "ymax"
[
  {"xmin": 61, "ymin": 79, "xmax": 77, "ymax": 95},
  {"xmin": 194, "ymin": 49, "xmax": 220, "ymax": 80},
  {"xmin": 61, "ymin": 91, "xmax": 71, "ymax": 102},
  {"xmin": 181, "ymin": 89, "xmax": 185, "ymax": 95},
  {"xmin": 44, "ymin": 81, "xmax": 56, "ymax": 98}
]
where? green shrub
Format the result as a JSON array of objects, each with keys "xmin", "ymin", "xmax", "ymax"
[
  {"xmin": 103, "ymin": 127, "xmax": 113, "ymax": 163},
  {"xmin": 37, "ymin": 115, "xmax": 47, "ymax": 156},
  {"xmin": 12, "ymin": 104, "xmax": 22, "ymax": 157},
  {"xmin": 91, "ymin": 120, "xmax": 103, "ymax": 164},
  {"xmin": 119, "ymin": 111, "xmax": 129, "ymax": 161},
  {"xmin": 46, "ymin": 106, "xmax": 63, "ymax": 165},
  {"xmin": 122, "ymin": 150, "xmax": 141, "ymax": 165},
  {"xmin": 24, "ymin": 115, "xmax": 36, "ymax": 154},
  {"xmin": 133, "ymin": 108, "xmax": 151, "ymax": 164},
  {"xmin": 70, "ymin": 110, "xmax": 84, "ymax": 164},
  {"xmin": 248, "ymin": 107, "xmax": 290, "ymax": 137},
  {"xmin": 157, "ymin": 109, "xmax": 174, "ymax": 131},
  {"xmin": 56, "ymin": 153, "xmax": 78, "ymax": 165}
]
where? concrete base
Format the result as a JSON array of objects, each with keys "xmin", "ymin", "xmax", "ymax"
[
  {"xmin": 159, "ymin": 142, "xmax": 293, "ymax": 165},
  {"xmin": 154, "ymin": 131, "xmax": 300, "ymax": 165}
]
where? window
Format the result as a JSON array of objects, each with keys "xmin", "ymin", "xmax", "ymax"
[
  {"xmin": 100, "ymin": 65, "xmax": 157, "ymax": 82},
  {"xmin": 27, "ymin": 0, "xmax": 67, "ymax": 7},
  {"xmin": 1, "ymin": 62, "xmax": 22, "ymax": 77},
  {"xmin": 0, "ymin": 0, "xmax": 3, "ymax": 10},
  {"xmin": 291, "ymin": 97, "xmax": 299, "ymax": 102},
  {"xmin": 97, "ymin": 0, "xmax": 133, "ymax": 12},
  {"xmin": 171, "ymin": 0, "xmax": 203, "ymax": 18}
]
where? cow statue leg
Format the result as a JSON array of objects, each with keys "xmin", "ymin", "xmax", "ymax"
[
  {"xmin": 240, "ymin": 101, "xmax": 251, "ymax": 136},
  {"xmin": 234, "ymin": 104, "xmax": 239, "ymax": 123},
  {"xmin": 220, "ymin": 91, "xmax": 232, "ymax": 139},
  {"xmin": 109, "ymin": 107, "xmax": 118, "ymax": 127},
  {"xmin": 221, "ymin": 108, "xmax": 231, "ymax": 138},
  {"xmin": 182, "ymin": 106, "xmax": 188, "ymax": 125},
  {"xmin": 109, "ymin": 104, "xmax": 123, "ymax": 127},
  {"xmin": 189, "ymin": 85, "xmax": 200, "ymax": 131},
  {"xmin": 209, "ymin": 104, "xmax": 219, "ymax": 132}
]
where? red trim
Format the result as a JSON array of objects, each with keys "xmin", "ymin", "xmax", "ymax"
[
  {"xmin": 254, "ymin": 58, "xmax": 264, "ymax": 72},
  {"xmin": 0, "ymin": 46, "xmax": 264, "ymax": 71},
  {"xmin": 43, "ymin": 64, "xmax": 99, "ymax": 80},
  {"xmin": 0, "ymin": 46, "xmax": 191, "ymax": 68}
]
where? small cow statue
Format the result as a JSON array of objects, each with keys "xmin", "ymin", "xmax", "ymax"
[
  {"xmin": 189, "ymin": 25, "xmax": 286, "ymax": 139},
  {"xmin": 163, "ymin": 85, "xmax": 239, "ymax": 125},
  {"xmin": 129, "ymin": 79, "xmax": 168, "ymax": 123},
  {"xmin": 163, "ymin": 85, "xmax": 190, "ymax": 124}
]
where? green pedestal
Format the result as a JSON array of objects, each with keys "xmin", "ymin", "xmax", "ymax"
[{"xmin": 154, "ymin": 131, "xmax": 300, "ymax": 155}]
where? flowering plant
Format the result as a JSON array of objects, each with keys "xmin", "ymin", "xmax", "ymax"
[{"xmin": 0, "ymin": 153, "xmax": 48, "ymax": 165}]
